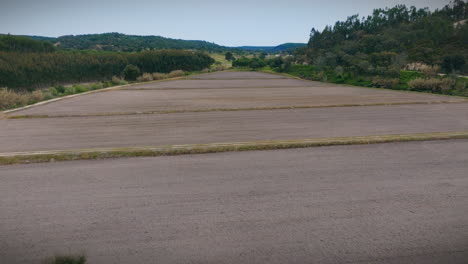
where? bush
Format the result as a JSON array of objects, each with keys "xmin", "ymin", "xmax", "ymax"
[
  {"xmin": 421, "ymin": 65, "xmax": 441, "ymax": 76},
  {"xmin": 42, "ymin": 91, "xmax": 54, "ymax": 100},
  {"xmin": 73, "ymin": 85, "xmax": 89, "ymax": 93},
  {"xmin": 405, "ymin": 63, "xmax": 440, "ymax": 76},
  {"xmin": 0, "ymin": 88, "xmax": 29, "ymax": 109},
  {"xmin": 63, "ymin": 86, "xmax": 76, "ymax": 95},
  {"xmin": 122, "ymin": 64, "xmax": 141, "ymax": 81},
  {"xmin": 136, "ymin": 72, "xmax": 154, "ymax": 82},
  {"xmin": 89, "ymin": 83, "xmax": 103, "ymax": 90},
  {"xmin": 111, "ymin": 76, "xmax": 127, "ymax": 85},
  {"xmin": 29, "ymin": 90, "xmax": 44, "ymax": 103},
  {"xmin": 408, "ymin": 78, "xmax": 456, "ymax": 92},
  {"xmin": 152, "ymin": 72, "xmax": 168, "ymax": 80},
  {"xmin": 168, "ymin": 70, "xmax": 185, "ymax": 78},
  {"xmin": 214, "ymin": 65, "xmax": 227, "ymax": 71},
  {"xmin": 54, "ymin": 85, "xmax": 66, "ymax": 94},
  {"xmin": 372, "ymin": 77, "xmax": 400, "ymax": 89},
  {"xmin": 225, "ymin": 52, "xmax": 234, "ymax": 61}
]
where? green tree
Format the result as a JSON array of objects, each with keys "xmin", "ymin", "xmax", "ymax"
[
  {"xmin": 442, "ymin": 55, "xmax": 466, "ymax": 73},
  {"xmin": 122, "ymin": 64, "xmax": 141, "ymax": 81},
  {"xmin": 225, "ymin": 52, "xmax": 234, "ymax": 61}
]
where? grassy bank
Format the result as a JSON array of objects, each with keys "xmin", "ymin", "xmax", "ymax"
[
  {"xmin": 230, "ymin": 56, "xmax": 467, "ymax": 97},
  {"xmin": 280, "ymin": 65, "xmax": 468, "ymax": 97}
]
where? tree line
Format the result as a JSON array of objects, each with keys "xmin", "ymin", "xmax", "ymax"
[
  {"xmin": 0, "ymin": 49, "xmax": 214, "ymax": 90},
  {"xmin": 296, "ymin": 0, "xmax": 467, "ymax": 75},
  {"xmin": 26, "ymin": 32, "xmax": 236, "ymax": 53}
]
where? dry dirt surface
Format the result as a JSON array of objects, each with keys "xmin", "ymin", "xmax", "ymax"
[
  {"xmin": 8, "ymin": 72, "xmax": 463, "ymax": 117},
  {"xmin": 1, "ymin": 141, "xmax": 468, "ymax": 264},
  {"xmin": 1, "ymin": 71, "xmax": 468, "ymax": 264},
  {"xmin": 2, "ymin": 103, "xmax": 468, "ymax": 153},
  {"xmin": 186, "ymin": 71, "xmax": 289, "ymax": 79}
]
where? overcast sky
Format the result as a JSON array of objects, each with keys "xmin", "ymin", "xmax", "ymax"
[{"xmin": 0, "ymin": 0, "xmax": 451, "ymax": 46}]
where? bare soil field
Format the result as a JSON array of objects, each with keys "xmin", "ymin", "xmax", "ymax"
[
  {"xmin": 1, "ymin": 71, "xmax": 468, "ymax": 264},
  {"xmin": 1, "ymin": 140, "xmax": 467, "ymax": 264},
  {"xmin": 8, "ymin": 72, "xmax": 463, "ymax": 117},
  {"xmin": 2, "ymin": 103, "xmax": 468, "ymax": 153},
  {"xmin": 187, "ymin": 71, "xmax": 289, "ymax": 79}
]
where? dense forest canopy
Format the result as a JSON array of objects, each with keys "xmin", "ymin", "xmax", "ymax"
[
  {"xmin": 0, "ymin": 50, "xmax": 214, "ymax": 90},
  {"xmin": 297, "ymin": 0, "xmax": 468, "ymax": 74}
]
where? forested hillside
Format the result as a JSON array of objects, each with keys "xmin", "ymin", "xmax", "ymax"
[
  {"xmin": 232, "ymin": 1, "xmax": 468, "ymax": 97},
  {"xmin": 26, "ymin": 33, "xmax": 233, "ymax": 52},
  {"xmin": 297, "ymin": 0, "xmax": 467, "ymax": 74}
]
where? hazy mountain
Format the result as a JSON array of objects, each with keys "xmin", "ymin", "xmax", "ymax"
[{"xmin": 236, "ymin": 43, "xmax": 306, "ymax": 52}]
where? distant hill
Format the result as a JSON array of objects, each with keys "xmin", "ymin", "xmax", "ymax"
[
  {"xmin": 237, "ymin": 43, "xmax": 306, "ymax": 53},
  {"xmin": 24, "ymin": 33, "xmax": 234, "ymax": 52},
  {"xmin": 0, "ymin": 34, "xmax": 55, "ymax": 52}
]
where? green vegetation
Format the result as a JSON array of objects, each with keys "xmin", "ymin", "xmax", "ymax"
[
  {"xmin": 1, "ymin": 67, "xmax": 240, "ymax": 111},
  {"xmin": 0, "ymin": 50, "xmax": 214, "ymax": 90},
  {"xmin": 298, "ymin": 1, "xmax": 467, "ymax": 74},
  {"xmin": 0, "ymin": 77, "xmax": 128, "ymax": 110},
  {"xmin": 26, "ymin": 32, "xmax": 234, "ymax": 52},
  {"xmin": 232, "ymin": 1, "xmax": 468, "ymax": 97},
  {"xmin": 225, "ymin": 52, "xmax": 234, "ymax": 61},
  {"xmin": 122, "ymin": 64, "xmax": 141, "ymax": 81},
  {"xmin": 0, "ymin": 34, "xmax": 55, "ymax": 52}
]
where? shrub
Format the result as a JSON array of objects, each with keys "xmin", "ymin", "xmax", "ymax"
[
  {"xmin": 0, "ymin": 88, "xmax": 29, "ymax": 109},
  {"xmin": 48, "ymin": 87, "xmax": 59, "ymax": 96},
  {"xmin": 214, "ymin": 65, "xmax": 227, "ymax": 71},
  {"xmin": 168, "ymin": 70, "xmax": 185, "ymax": 78},
  {"xmin": 421, "ymin": 65, "xmax": 440, "ymax": 76},
  {"xmin": 30, "ymin": 90, "xmax": 44, "ymax": 103},
  {"xmin": 111, "ymin": 76, "xmax": 127, "ymax": 85},
  {"xmin": 54, "ymin": 85, "xmax": 66, "ymax": 94},
  {"xmin": 73, "ymin": 85, "xmax": 89, "ymax": 93},
  {"xmin": 225, "ymin": 52, "xmax": 234, "ymax": 61},
  {"xmin": 152, "ymin": 72, "xmax": 168, "ymax": 80},
  {"xmin": 454, "ymin": 79, "xmax": 467, "ymax": 92},
  {"xmin": 122, "ymin": 64, "xmax": 141, "ymax": 81},
  {"xmin": 42, "ymin": 91, "xmax": 54, "ymax": 100},
  {"xmin": 408, "ymin": 78, "xmax": 456, "ymax": 93},
  {"xmin": 63, "ymin": 86, "xmax": 76, "ymax": 95},
  {"xmin": 439, "ymin": 78, "xmax": 456, "ymax": 92},
  {"xmin": 201, "ymin": 68, "xmax": 210, "ymax": 73},
  {"xmin": 136, "ymin": 72, "xmax": 154, "ymax": 82},
  {"xmin": 372, "ymin": 77, "xmax": 400, "ymax": 89},
  {"xmin": 89, "ymin": 83, "xmax": 103, "ymax": 90}
]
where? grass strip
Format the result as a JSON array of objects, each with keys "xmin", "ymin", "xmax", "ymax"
[{"xmin": 1, "ymin": 132, "xmax": 467, "ymax": 165}]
